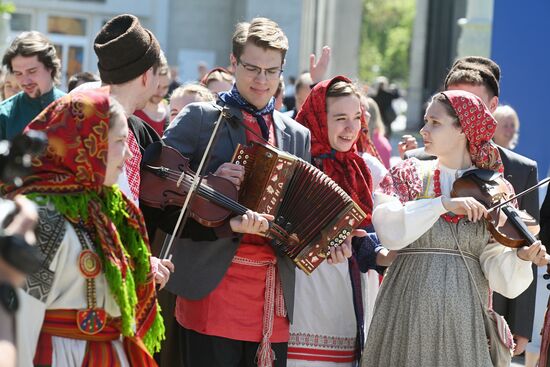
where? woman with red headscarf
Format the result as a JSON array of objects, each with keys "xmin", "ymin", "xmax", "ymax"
[
  {"xmin": 3, "ymin": 89, "xmax": 172, "ymax": 366},
  {"xmin": 362, "ymin": 90, "xmax": 547, "ymax": 366},
  {"xmin": 287, "ymin": 76, "xmax": 393, "ymax": 366}
]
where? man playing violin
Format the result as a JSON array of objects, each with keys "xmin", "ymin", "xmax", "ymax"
[{"xmin": 153, "ymin": 17, "xmax": 340, "ymax": 367}]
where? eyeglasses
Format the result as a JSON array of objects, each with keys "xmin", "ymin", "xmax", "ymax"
[{"xmin": 237, "ymin": 59, "xmax": 283, "ymax": 80}]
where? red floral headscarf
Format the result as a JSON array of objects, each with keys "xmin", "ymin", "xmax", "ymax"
[
  {"xmin": 14, "ymin": 88, "xmax": 111, "ymax": 191},
  {"xmin": 296, "ymin": 76, "xmax": 373, "ymax": 226},
  {"xmin": 2, "ymin": 88, "xmax": 163, "ymax": 355},
  {"xmin": 441, "ymin": 90, "xmax": 504, "ymax": 172}
]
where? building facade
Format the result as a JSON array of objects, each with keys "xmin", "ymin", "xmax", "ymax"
[{"xmin": 6, "ymin": 0, "xmax": 362, "ymax": 90}]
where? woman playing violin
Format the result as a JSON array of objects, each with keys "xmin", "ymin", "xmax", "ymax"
[{"xmin": 362, "ymin": 90, "xmax": 547, "ymax": 367}]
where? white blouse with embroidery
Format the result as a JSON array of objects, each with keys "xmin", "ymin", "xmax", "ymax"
[
  {"xmin": 372, "ymin": 159, "xmax": 533, "ymax": 299},
  {"xmin": 16, "ymin": 218, "xmax": 128, "ymax": 367}
]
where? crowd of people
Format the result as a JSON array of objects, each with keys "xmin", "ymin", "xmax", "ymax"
[{"xmin": 0, "ymin": 12, "xmax": 548, "ymax": 367}]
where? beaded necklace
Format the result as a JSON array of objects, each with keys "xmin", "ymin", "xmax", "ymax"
[{"xmin": 433, "ymin": 168, "xmax": 465, "ymax": 223}]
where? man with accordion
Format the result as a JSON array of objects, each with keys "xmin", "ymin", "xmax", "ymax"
[{"xmin": 155, "ymin": 17, "xmax": 351, "ymax": 367}]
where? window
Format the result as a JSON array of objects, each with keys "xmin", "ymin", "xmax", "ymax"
[
  {"xmin": 10, "ymin": 13, "xmax": 31, "ymax": 32},
  {"xmin": 47, "ymin": 16, "xmax": 86, "ymax": 36}
]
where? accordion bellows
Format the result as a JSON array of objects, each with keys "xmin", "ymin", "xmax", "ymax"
[{"xmin": 232, "ymin": 142, "xmax": 366, "ymax": 274}]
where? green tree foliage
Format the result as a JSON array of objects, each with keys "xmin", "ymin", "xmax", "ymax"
[
  {"xmin": 0, "ymin": 1, "xmax": 15, "ymax": 14},
  {"xmin": 359, "ymin": 0, "xmax": 415, "ymax": 85}
]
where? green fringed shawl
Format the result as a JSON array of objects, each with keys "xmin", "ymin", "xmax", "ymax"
[{"xmin": 28, "ymin": 187, "xmax": 164, "ymax": 354}]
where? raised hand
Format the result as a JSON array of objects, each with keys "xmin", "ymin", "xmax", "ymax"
[
  {"xmin": 309, "ymin": 46, "xmax": 331, "ymax": 84},
  {"xmin": 397, "ymin": 134, "xmax": 418, "ymax": 159}
]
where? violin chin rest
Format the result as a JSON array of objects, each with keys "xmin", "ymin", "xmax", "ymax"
[
  {"xmin": 142, "ymin": 141, "xmax": 164, "ymax": 164},
  {"xmin": 462, "ymin": 169, "xmax": 500, "ymax": 183}
]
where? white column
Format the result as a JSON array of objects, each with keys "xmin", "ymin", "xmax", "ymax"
[
  {"xmin": 0, "ymin": 13, "xmax": 11, "ymax": 57},
  {"xmin": 406, "ymin": 0, "xmax": 429, "ymax": 129},
  {"xmin": 456, "ymin": 0, "xmax": 494, "ymax": 58},
  {"xmin": 152, "ymin": 0, "xmax": 170, "ymax": 52},
  {"xmin": 299, "ymin": 0, "xmax": 316, "ymax": 72}
]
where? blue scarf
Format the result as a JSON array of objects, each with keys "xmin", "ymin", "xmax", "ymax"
[{"xmin": 218, "ymin": 84, "xmax": 274, "ymax": 141}]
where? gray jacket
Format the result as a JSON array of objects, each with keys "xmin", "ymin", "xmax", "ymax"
[{"xmin": 161, "ymin": 101, "xmax": 311, "ymax": 323}]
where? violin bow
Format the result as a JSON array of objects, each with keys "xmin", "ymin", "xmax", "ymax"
[
  {"xmin": 159, "ymin": 106, "xmax": 232, "ymax": 260},
  {"xmin": 488, "ymin": 176, "xmax": 550, "ymax": 213}
]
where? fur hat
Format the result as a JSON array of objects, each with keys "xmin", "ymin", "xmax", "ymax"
[{"xmin": 94, "ymin": 14, "xmax": 160, "ymax": 84}]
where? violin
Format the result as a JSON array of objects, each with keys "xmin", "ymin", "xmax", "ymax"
[
  {"xmin": 450, "ymin": 169, "xmax": 540, "ymax": 248},
  {"xmin": 139, "ymin": 142, "xmax": 295, "ymax": 243}
]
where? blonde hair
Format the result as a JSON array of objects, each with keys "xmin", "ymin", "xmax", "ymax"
[
  {"xmin": 363, "ymin": 96, "xmax": 385, "ymax": 136},
  {"xmin": 203, "ymin": 69, "xmax": 233, "ymax": 87},
  {"xmin": 170, "ymin": 83, "xmax": 215, "ymax": 103},
  {"xmin": 493, "ymin": 105, "xmax": 520, "ymax": 130}
]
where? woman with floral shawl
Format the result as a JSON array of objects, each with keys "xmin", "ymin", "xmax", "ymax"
[{"xmin": 3, "ymin": 88, "xmax": 168, "ymax": 366}]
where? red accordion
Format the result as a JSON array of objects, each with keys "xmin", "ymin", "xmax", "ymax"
[{"xmin": 232, "ymin": 142, "xmax": 366, "ymax": 274}]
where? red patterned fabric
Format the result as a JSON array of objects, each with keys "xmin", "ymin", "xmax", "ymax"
[
  {"xmin": 295, "ymin": 76, "xmax": 373, "ymax": 226},
  {"xmin": 287, "ymin": 347, "xmax": 355, "ymax": 363},
  {"xmin": 8, "ymin": 88, "xmax": 112, "ymax": 190},
  {"xmin": 126, "ymin": 128, "xmax": 142, "ymax": 201},
  {"xmin": 441, "ymin": 90, "xmax": 503, "ymax": 172},
  {"xmin": 378, "ymin": 158, "xmax": 423, "ymax": 204},
  {"xmin": 33, "ymin": 309, "xmax": 156, "ymax": 367}
]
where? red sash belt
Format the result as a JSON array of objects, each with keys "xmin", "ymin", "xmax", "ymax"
[
  {"xmin": 231, "ymin": 256, "xmax": 286, "ymax": 367},
  {"xmin": 33, "ymin": 309, "xmax": 157, "ymax": 367}
]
